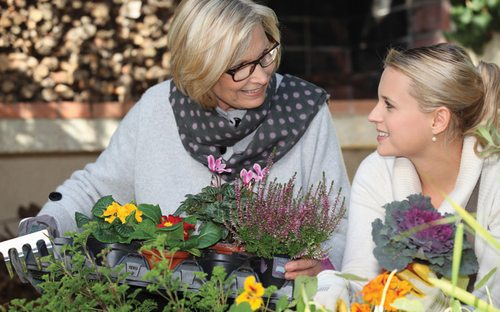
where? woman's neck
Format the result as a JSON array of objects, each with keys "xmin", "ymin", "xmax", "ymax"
[{"xmin": 411, "ymin": 139, "xmax": 463, "ymax": 208}]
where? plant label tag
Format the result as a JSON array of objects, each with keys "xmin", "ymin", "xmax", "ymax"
[{"xmin": 272, "ymin": 256, "xmax": 288, "ymax": 279}]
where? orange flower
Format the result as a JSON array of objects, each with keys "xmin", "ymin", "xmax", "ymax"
[
  {"xmin": 350, "ymin": 302, "xmax": 371, "ymax": 312},
  {"xmin": 360, "ymin": 272, "xmax": 412, "ymax": 311}
]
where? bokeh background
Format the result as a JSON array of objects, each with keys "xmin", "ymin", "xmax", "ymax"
[{"xmin": 0, "ymin": 0, "xmax": 498, "ymax": 305}]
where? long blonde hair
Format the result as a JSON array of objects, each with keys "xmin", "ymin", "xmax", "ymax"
[
  {"xmin": 384, "ymin": 43, "xmax": 499, "ymax": 157},
  {"xmin": 168, "ymin": 0, "xmax": 281, "ymax": 109}
]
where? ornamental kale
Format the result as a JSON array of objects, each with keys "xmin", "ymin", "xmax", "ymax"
[{"xmin": 372, "ymin": 194, "xmax": 479, "ymax": 278}]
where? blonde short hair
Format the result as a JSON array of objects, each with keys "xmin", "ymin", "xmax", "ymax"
[{"xmin": 168, "ymin": 0, "xmax": 281, "ymax": 109}]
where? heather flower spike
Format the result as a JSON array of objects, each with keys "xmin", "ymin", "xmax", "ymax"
[{"xmin": 207, "ymin": 155, "xmax": 231, "ymax": 174}]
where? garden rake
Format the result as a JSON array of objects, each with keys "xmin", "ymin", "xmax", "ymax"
[{"xmin": 0, "ymin": 229, "xmax": 53, "ymax": 283}]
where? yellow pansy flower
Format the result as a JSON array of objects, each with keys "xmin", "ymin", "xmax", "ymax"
[{"xmin": 235, "ymin": 275, "xmax": 264, "ymax": 311}]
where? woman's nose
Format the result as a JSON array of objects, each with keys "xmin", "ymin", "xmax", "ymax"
[
  {"xmin": 248, "ymin": 63, "xmax": 270, "ymax": 84},
  {"xmin": 368, "ymin": 102, "xmax": 382, "ymax": 123}
]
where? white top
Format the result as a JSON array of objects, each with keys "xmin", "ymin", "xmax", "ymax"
[
  {"xmin": 36, "ymin": 74, "xmax": 351, "ymax": 269},
  {"xmin": 342, "ymin": 136, "xmax": 500, "ymax": 306}
]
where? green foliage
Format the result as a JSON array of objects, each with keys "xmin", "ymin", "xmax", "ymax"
[
  {"xmin": 446, "ymin": 0, "xmax": 500, "ymax": 53},
  {"xmin": 184, "ymin": 266, "xmax": 235, "ymax": 312},
  {"xmin": 76, "ymin": 196, "xmax": 162, "ymax": 244},
  {"xmin": 76, "ymin": 196, "xmax": 222, "ymax": 255},
  {"xmin": 141, "ymin": 221, "xmax": 222, "ymax": 257},
  {"xmin": 175, "ymin": 183, "xmax": 252, "ymax": 242},
  {"xmin": 3, "ymin": 231, "xmax": 157, "ymax": 312},
  {"xmin": 2, "ymin": 228, "xmax": 330, "ymax": 312}
]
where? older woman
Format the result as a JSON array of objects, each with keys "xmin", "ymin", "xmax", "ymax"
[
  {"xmin": 315, "ymin": 43, "xmax": 499, "ymax": 310},
  {"xmin": 20, "ymin": 0, "xmax": 350, "ymax": 277}
]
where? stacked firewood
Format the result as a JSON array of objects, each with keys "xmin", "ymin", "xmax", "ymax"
[{"xmin": 0, "ymin": 0, "xmax": 179, "ymax": 103}]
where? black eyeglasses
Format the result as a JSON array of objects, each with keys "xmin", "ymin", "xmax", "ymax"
[{"xmin": 225, "ymin": 41, "xmax": 280, "ymax": 82}]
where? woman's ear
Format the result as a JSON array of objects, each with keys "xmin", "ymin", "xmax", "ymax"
[{"xmin": 431, "ymin": 106, "xmax": 451, "ymax": 135}]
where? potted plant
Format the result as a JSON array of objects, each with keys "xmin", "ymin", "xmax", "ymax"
[
  {"xmin": 226, "ymin": 166, "xmax": 346, "ymax": 288},
  {"xmin": 174, "ymin": 155, "xmax": 252, "ymax": 278},
  {"xmin": 75, "ymin": 196, "xmax": 222, "ymax": 270}
]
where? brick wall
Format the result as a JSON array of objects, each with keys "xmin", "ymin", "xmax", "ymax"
[{"xmin": 265, "ymin": 0, "xmax": 450, "ymax": 104}]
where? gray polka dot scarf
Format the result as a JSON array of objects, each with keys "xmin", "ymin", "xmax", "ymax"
[{"xmin": 169, "ymin": 74, "xmax": 328, "ymax": 181}]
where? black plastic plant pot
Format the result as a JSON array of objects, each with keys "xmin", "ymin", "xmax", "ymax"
[
  {"xmin": 197, "ymin": 248, "xmax": 250, "ymax": 279},
  {"xmin": 250, "ymin": 255, "xmax": 289, "ymax": 288},
  {"xmin": 86, "ymin": 236, "xmax": 142, "ymax": 267}
]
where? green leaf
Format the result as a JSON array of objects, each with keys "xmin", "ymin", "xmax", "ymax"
[
  {"xmin": 429, "ymin": 277, "xmax": 500, "ymax": 312},
  {"xmin": 451, "ymin": 299, "xmax": 463, "ymax": 312},
  {"xmin": 447, "ymin": 197, "xmax": 500, "ymax": 251},
  {"xmin": 138, "ymin": 204, "xmax": 162, "ymax": 223},
  {"xmin": 92, "ymin": 228, "xmax": 120, "ymax": 244},
  {"xmin": 92, "ymin": 195, "xmax": 115, "ymax": 218},
  {"xmin": 196, "ymin": 222, "xmax": 223, "ymax": 249},
  {"xmin": 391, "ymin": 297, "xmax": 425, "ymax": 312},
  {"xmin": 156, "ymin": 221, "xmax": 183, "ymax": 233},
  {"xmin": 228, "ymin": 301, "xmax": 252, "ymax": 312},
  {"xmin": 334, "ymin": 272, "xmax": 369, "ymax": 282},
  {"xmin": 274, "ymin": 296, "xmax": 290, "ymax": 312},
  {"xmin": 474, "ymin": 267, "xmax": 497, "ymax": 290},
  {"xmin": 75, "ymin": 212, "xmax": 91, "ymax": 228},
  {"xmin": 114, "ymin": 223, "xmax": 134, "ymax": 237},
  {"xmin": 293, "ymin": 275, "xmax": 317, "ymax": 301},
  {"xmin": 451, "ymin": 223, "xmax": 464, "ymax": 286}
]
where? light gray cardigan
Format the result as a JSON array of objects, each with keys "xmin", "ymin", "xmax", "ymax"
[{"xmin": 37, "ymin": 74, "xmax": 351, "ymax": 269}]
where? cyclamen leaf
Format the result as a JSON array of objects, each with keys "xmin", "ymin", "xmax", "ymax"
[{"xmin": 92, "ymin": 195, "xmax": 115, "ymax": 218}]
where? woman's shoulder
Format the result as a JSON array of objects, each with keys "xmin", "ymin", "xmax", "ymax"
[
  {"xmin": 480, "ymin": 153, "xmax": 500, "ymax": 192},
  {"xmin": 139, "ymin": 79, "xmax": 172, "ymax": 103},
  {"xmin": 127, "ymin": 80, "xmax": 174, "ymax": 116},
  {"xmin": 358, "ymin": 151, "xmax": 395, "ymax": 172},
  {"xmin": 352, "ymin": 151, "xmax": 395, "ymax": 186}
]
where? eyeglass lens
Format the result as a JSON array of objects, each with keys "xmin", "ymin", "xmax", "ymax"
[{"xmin": 231, "ymin": 44, "xmax": 279, "ymax": 82}]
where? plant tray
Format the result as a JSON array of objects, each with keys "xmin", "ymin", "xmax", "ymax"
[{"xmin": 0, "ymin": 230, "xmax": 293, "ymax": 303}]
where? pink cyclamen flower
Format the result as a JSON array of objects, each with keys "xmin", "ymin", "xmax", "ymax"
[
  {"xmin": 240, "ymin": 169, "xmax": 255, "ymax": 185},
  {"xmin": 252, "ymin": 164, "xmax": 266, "ymax": 182},
  {"xmin": 207, "ymin": 155, "xmax": 232, "ymax": 174}
]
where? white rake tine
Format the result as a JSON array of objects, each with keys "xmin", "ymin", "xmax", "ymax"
[{"xmin": 0, "ymin": 229, "xmax": 51, "ymax": 278}]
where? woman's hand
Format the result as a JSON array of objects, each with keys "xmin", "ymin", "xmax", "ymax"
[{"xmin": 284, "ymin": 258, "xmax": 322, "ymax": 279}]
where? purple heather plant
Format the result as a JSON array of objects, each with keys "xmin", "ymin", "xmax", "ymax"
[
  {"xmin": 227, "ymin": 166, "xmax": 346, "ymax": 260},
  {"xmin": 372, "ymin": 193, "xmax": 479, "ymax": 278}
]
